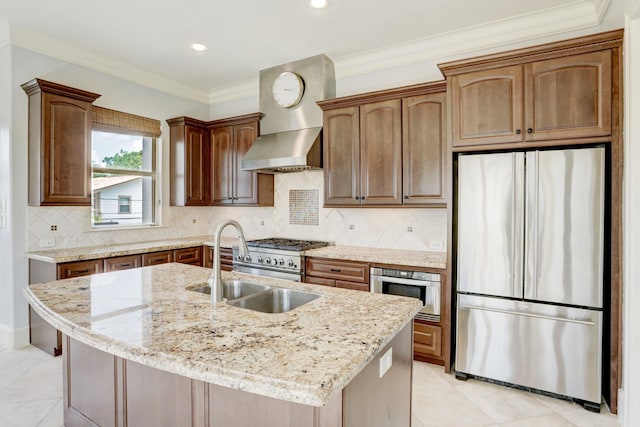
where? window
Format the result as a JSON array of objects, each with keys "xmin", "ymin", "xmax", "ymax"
[
  {"xmin": 118, "ymin": 196, "xmax": 132, "ymax": 214},
  {"xmin": 91, "ymin": 106, "xmax": 161, "ymax": 228}
]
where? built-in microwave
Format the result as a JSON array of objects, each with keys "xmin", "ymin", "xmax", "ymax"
[{"xmin": 370, "ymin": 267, "xmax": 441, "ymax": 322}]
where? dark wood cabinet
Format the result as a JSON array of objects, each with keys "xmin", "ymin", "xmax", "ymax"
[
  {"xmin": 174, "ymin": 246, "xmax": 203, "ymax": 266},
  {"xmin": 305, "ymin": 257, "xmax": 369, "ymax": 291},
  {"xmin": 21, "ymin": 79, "xmax": 101, "ymax": 206},
  {"xmin": 402, "ymin": 92, "xmax": 447, "ymax": 205},
  {"xmin": 104, "ymin": 254, "xmax": 141, "ymax": 271},
  {"xmin": 413, "ymin": 321, "xmax": 442, "ymax": 361},
  {"xmin": 203, "ymin": 246, "xmax": 233, "ymax": 271},
  {"xmin": 142, "ymin": 250, "xmax": 173, "ymax": 266},
  {"xmin": 168, "ymin": 117, "xmax": 209, "ymax": 206},
  {"xmin": 447, "ymin": 50, "xmax": 612, "ymax": 148},
  {"xmin": 210, "ymin": 115, "xmax": 273, "ymax": 206},
  {"xmin": 319, "ymin": 81, "xmax": 447, "ymax": 207},
  {"xmin": 57, "ymin": 259, "xmax": 104, "ymax": 279}
]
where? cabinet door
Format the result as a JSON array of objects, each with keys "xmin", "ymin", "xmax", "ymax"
[
  {"xmin": 525, "ymin": 50, "xmax": 611, "ymax": 141},
  {"xmin": 305, "ymin": 257, "xmax": 369, "ymax": 283},
  {"xmin": 57, "ymin": 259, "xmax": 103, "ymax": 279},
  {"xmin": 104, "ymin": 254, "xmax": 141, "ymax": 271},
  {"xmin": 41, "ymin": 93, "xmax": 93, "ymax": 205},
  {"xmin": 141, "ymin": 251, "xmax": 173, "ymax": 266},
  {"xmin": 451, "ymin": 65, "xmax": 524, "ymax": 147},
  {"xmin": 323, "ymin": 106, "xmax": 361, "ymax": 206},
  {"xmin": 414, "ymin": 322, "xmax": 442, "ymax": 358},
  {"xmin": 360, "ymin": 99, "xmax": 402, "ymax": 205},
  {"xmin": 234, "ymin": 122, "xmax": 259, "ymax": 204},
  {"xmin": 174, "ymin": 247, "xmax": 202, "ymax": 266},
  {"xmin": 305, "ymin": 276, "xmax": 336, "ymax": 287},
  {"xmin": 210, "ymin": 126, "xmax": 234, "ymax": 205},
  {"xmin": 402, "ymin": 92, "xmax": 447, "ymax": 205},
  {"xmin": 184, "ymin": 125, "xmax": 207, "ymax": 206}
]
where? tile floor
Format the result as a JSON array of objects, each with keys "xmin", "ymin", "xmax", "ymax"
[{"xmin": 0, "ymin": 345, "xmax": 621, "ymax": 427}]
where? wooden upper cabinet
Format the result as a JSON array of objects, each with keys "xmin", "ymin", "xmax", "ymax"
[
  {"xmin": 21, "ymin": 79, "xmax": 101, "ymax": 206},
  {"xmin": 360, "ymin": 100, "xmax": 402, "ymax": 205},
  {"xmin": 441, "ymin": 33, "xmax": 618, "ymax": 149},
  {"xmin": 450, "ymin": 65, "xmax": 524, "ymax": 147},
  {"xmin": 525, "ymin": 50, "xmax": 611, "ymax": 141},
  {"xmin": 234, "ymin": 122, "xmax": 260, "ymax": 204},
  {"xmin": 402, "ymin": 92, "xmax": 447, "ymax": 206},
  {"xmin": 210, "ymin": 126, "xmax": 234, "ymax": 205},
  {"xmin": 319, "ymin": 81, "xmax": 447, "ymax": 207},
  {"xmin": 323, "ymin": 106, "xmax": 360, "ymax": 206},
  {"xmin": 168, "ymin": 117, "xmax": 209, "ymax": 206},
  {"xmin": 209, "ymin": 114, "xmax": 272, "ymax": 206}
]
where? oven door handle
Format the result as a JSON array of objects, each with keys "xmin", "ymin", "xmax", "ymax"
[{"xmin": 371, "ymin": 275, "xmax": 439, "ymax": 287}]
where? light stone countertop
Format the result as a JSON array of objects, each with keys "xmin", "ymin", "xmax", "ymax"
[
  {"xmin": 304, "ymin": 245, "xmax": 447, "ymax": 270},
  {"xmin": 25, "ymin": 235, "xmax": 237, "ymax": 264},
  {"xmin": 24, "ymin": 263, "xmax": 422, "ymax": 407}
]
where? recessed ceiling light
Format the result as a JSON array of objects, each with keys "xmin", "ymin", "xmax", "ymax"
[
  {"xmin": 191, "ymin": 43, "xmax": 208, "ymax": 52},
  {"xmin": 309, "ymin": 0, "xmax": 330, "ymax": 9}
]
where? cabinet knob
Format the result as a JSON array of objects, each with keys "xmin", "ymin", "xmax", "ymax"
[
  {"xmin": 404, "ymin": 195, "xmax": 409, "ymax": 200},
  {"xmin": 354, "ymin": 196, "xmax": 359, "ymax": 200},
  {"xmin": 527, "ymin": 128, "xmax": 533, "ymax": 134},
  {"xmin": 515, "ymin": 129, "xmax": 521, "ymax": 135}
]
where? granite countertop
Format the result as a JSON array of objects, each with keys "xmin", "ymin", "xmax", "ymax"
[
  {"xmin": 304, "ymin": 245, "xmax": 446, "ymax": 270},
  {"xmin": 24, "ymin": 263, "xmax": 421, "ymax": 407},
  {"xmin": 25, "ymin": 235, "xmax": 238, "ymax": 264}
]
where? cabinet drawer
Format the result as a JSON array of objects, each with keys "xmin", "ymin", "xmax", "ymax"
[
  {"xmin": 414, "ymin": 322, "xmax": 442, "ymax": 358},
  {"xmin": 104, "ymin": 255, "xmax": 141, "ymax": 272},
  {"xmin": 336, "ymin": 280, "xmax": 370, "ymax": 292},
  {"xmin": 142, "ymin": 251, "xmax": 173, "ymax": 266},
  {"xmin": 203, "ymin": 246, "xmax": 233, "ymax": 271},
  {"xmin": 57, "ymin": 259, "xmax": 103, "ymax": 279},
  {"xmin": 305, "ymin": 258, "xmax": 369, "ymax": 283},
  {"xmin": 305, "ymin": 276, "xmax": 336, "ymax": 287},
  {"xmin": 174, "ymin": 247, "xmax": 202, "ymax": 266}
]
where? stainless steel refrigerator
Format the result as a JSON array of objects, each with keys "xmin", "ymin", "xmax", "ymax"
[{"xmin": 455, "ymin": 146, "xmax": 604, "ymax": 409}]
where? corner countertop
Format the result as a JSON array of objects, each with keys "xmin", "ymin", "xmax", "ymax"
[
  {"xmin": 24, "ymin": 263, "xmax": 421, "ymax": 407},
  {"xmin": 25, "ymin": 236, "xmax": 447, "ymax": 270},
  {"xmin": 304, "ymin": 245, "xmax": 446, "ymax": 270}
]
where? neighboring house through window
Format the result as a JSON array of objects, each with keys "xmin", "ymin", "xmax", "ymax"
[{"xmin": 91, "ymin": 107, "xmax": 161, "ymax": 227}]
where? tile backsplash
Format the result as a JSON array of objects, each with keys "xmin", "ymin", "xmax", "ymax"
[{"xmin": 27, "ymin": 170, "xmax": 447, "ymax": 252}]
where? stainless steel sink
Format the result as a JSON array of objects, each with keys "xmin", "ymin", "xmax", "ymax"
[
  {"xmin": 189, "ymin": 280, "xmax": 270, "ymax": 299},
  {"xmin": 227, "ymin": 287, "xmax": 321, "ymax": 313}
]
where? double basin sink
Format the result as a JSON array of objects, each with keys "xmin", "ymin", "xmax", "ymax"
[{"xmin": 189, "ymin": 280, "xmax": 321, "ymax": 314}]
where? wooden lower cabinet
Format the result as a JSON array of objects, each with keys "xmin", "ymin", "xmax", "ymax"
[
  {"xmin": 142, "ymin": 250, "xmax": 173, "ymax": 266},
  {"xmin": 304, "ymin": 257, "xmax": 369, "ymax": 292},
  {"xmin": 104, "ymin": 254, "xmax": 141, "ymax": 271},
  {"xmin": 203, "ymin": 246, "xmax": 233, "ymax": 271},
  {"xmin": 61, "ymin": 323, "xmax": 412, "ymax": 426},
  {"xmin": 174, "ymin": 246, "xmax": 203, "ymax": 266},
  {"xmin": 413, "ymin": 321, "xmax": 443, "ymax": 365},
  {"xmin": 57, "ymin": 259, "xmax": 103, "ymax": 279}
]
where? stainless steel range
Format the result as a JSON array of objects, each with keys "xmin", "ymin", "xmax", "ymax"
[{"xmin": 232, "ymin": 238, "xmax": 331, "ymax": 281}]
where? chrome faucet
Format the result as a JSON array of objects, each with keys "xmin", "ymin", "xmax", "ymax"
[{"xmin": 208, "ymin": 219, "xmax": 249, "ymax": 305}]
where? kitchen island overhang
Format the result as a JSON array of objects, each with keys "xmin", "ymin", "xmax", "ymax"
[{"xmin": 24, "ymin": 263, "xmax": 420, "ymax": 426}]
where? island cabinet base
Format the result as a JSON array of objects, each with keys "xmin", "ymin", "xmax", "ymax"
[{"xmin": 61, "ymin": 323, "xmax": 412, "ymax": 427}]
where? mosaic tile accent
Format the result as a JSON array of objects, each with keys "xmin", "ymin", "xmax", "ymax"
[{"xmin": 289, "ymin": 189, "xmax": 319, "ymax": 225}]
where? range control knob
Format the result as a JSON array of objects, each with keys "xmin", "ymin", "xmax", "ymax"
[
  {"xmin": 278, "ymin": 258, "xmax": 285, "ymax": 266},
  {"xmin": 287, "ymin": 260, "xmax": 294, "ymax": 267},
  {"xmin": 265, "ymin": 257, "xmax": 272, "ymax": 264},
  {"xmin": 257, "ymin": 256, "xmax": 263, "ymax": 263},
  {"xmin": 243, "ymin": 255, "xmax": 251, "ymax": 262}
]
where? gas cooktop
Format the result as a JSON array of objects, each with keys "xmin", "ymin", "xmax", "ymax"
[{"xmin": 246, "ymin": 238, "xmax": 331, "ymax": 252}]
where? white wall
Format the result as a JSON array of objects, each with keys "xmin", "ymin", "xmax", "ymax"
[{"xmin": 622, "ymin": 2, "xmax": 640, "ymax": 426}]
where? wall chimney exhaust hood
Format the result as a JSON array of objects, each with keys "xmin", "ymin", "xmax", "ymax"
[{"xmin": 241, "ymin": 54, "xmax": 335, "ymax": 173}]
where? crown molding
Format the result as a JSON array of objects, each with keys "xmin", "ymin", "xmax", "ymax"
[
  {"xmin": 6, "ymin": 0, "xmax": 612, "ymax": 106},
  {"xmin": 9, "ymin": 23, "xmax": 210, "ymax": 105}
]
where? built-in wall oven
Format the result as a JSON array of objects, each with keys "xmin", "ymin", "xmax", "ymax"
[{"xmin": 370, "ymin": 267, "xmax": 441, "ymax": 322}]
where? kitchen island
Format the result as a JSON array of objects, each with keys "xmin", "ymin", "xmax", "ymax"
[{"xmin": 24, "ymin": 263, "xmax": 421, "ymax": 427}]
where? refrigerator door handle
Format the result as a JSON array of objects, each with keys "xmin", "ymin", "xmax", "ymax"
[
  {"xmin": 513, "ymin": 153, "xmax": 525, "ymax": 298},
  {"xmin": 459, "ymin": 304, "xmax": 596, "ymax": 326},
  {"xmin": 524, "ymin": 151, "xmax": 540, "ymax": 299}
]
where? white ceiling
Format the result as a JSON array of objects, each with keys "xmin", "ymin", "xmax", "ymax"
[{"xmin": 0, "ymin": 0, "xmax": 620, "ymax": 104}]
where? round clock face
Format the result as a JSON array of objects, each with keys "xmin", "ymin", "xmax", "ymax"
[{"xmin": 272, "ymin": 71, "xmax": 305, "ymax": 108}]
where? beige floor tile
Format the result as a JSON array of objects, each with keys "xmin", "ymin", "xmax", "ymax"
[
  {"xmin": 557, "ymin": 407, "xmax": 621, "ymax": 427},
  {"xmin": 454, "ymin": 379, "xmax": 555, "ymax": 424},
  {"xmin": 501, "ymin": 413, "xmax": 576, "ymax": 427},
  {"xmin": 0, "ymin": 399, "xmax": 59, "ymax": 427},
  {"xmin": 0, "ymin": 355, "xmax": 62, "ymax": 403},
  {"xmin": 412, "ymin": 413, "xmax": 426, "ymax": 427},
  {"xmin": 36, "ymin": 398, "xmax": 63, "ymax": 427},
  {"xmin": 0, "ymin": 346, "xmax": 52, "ymax": 390},
  {"xmin": 412, "ymin": 387, "xmax": 496, "ymax": 427}
]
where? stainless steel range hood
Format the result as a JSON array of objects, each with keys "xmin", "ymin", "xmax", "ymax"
[{"xmin": 241, "ymin": 54, "xmax": 335, "ymax": 173}]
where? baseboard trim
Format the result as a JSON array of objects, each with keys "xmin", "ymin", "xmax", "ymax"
[{"xmin": 0, "ymin": 324, "xmax": 30, "ymax": 350}]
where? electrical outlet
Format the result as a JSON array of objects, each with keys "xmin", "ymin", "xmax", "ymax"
[
  {"xmin": 39, "ymin": 238, "xmax": 56, "ymax": 248},
  {"xmin": 430, "ymin": 241, "xmax": 444, "ymax": 251},
  {"xmin": 379, "ymin": 347, "xmax": 393, "ymax": 378}
]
